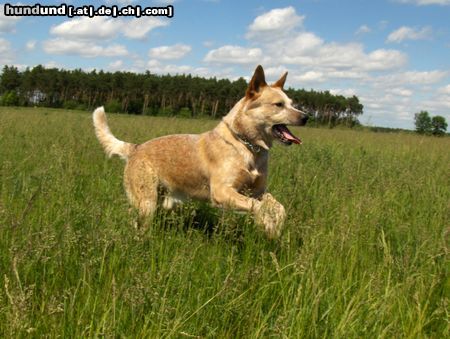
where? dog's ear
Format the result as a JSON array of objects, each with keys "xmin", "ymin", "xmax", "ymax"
[
  {"xmin": 272, "ymin": 71, "xmax": 288, "ymax": 89},
  {"xmin": 246, "ymin": 65, "xmax": 267, "ymax": 99}
]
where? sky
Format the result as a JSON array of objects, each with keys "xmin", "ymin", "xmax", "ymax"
[{"xmin": 0, "ymin": 0, "xmax": 449, "ymax": 129}]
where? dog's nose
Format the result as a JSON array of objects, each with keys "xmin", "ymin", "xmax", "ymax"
[{"xmin": 299, "ymin": 115, "xmax": 308, "ymax": 126}]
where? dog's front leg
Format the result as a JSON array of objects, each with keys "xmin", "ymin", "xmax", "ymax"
[
  {"xmin": 211, "ymin": 185, "xmax": 260, "ymax": 212},
  {"xmin": 210, "ymin": 184, "xmax": 285, "ymax": 239},
  {"xmin": 254, "ymin": 193, "xmax": 286, "ymax": 239}
]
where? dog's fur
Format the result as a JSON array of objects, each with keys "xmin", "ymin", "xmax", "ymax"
[{"xmin": 93, "ymin": 65, "xmax": 308, "ymax": 238}]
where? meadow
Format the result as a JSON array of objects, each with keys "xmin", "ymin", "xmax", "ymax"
[{"xmin": 0, "ymin": 106, "xmax": 448, "ymax": 337}]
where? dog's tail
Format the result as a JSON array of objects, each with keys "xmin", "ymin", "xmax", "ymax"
[{"xmin": 93, "ymin": 106, "xmax": 136, "ymax": 160}]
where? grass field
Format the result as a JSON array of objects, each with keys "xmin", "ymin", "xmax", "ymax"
[{"xmin": 0, "ymin": 106, "xmax": 448, "ymax": 337}]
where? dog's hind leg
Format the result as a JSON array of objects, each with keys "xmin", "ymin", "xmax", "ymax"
[{"xmin": 124, "ymin": 160, "xmax": 159, "ymax": 228}]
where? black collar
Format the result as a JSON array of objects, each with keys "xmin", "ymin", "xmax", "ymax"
[{"xmin": 223, "ymin": 121, "xmax": 263, "ymax": 154}]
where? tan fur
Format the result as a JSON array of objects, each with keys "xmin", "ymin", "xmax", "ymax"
[{"xmin": 93, "ymin": 65, "xmax": 308, "ymax": 238}]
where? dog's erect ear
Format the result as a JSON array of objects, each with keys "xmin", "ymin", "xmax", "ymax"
[
  {"xmin": 246, "ymin": 65, "xmax": 267, "ymax": 99},
  {"xmin": 272, "ymin": 71, "xmax": 288, "ymax": 89}
]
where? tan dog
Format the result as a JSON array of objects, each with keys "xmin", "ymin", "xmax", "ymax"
[{"xmin": 93, "ymin": 65, "xmax": 308, "ymax": 238}]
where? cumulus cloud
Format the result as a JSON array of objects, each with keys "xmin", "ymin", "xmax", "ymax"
[
  {"xmin": 105, "ymin": 0, "xmax": 136, "ymax": 4},
  {"xmin": 205, "ymin": 7, "xmax": 407, "ymax": 79},
  {"xmin": 44, "ymin": 61, "xmax": 64, "ymax": 69},
  {"xmin": 43, "ymin": 38, "xmax": 129, "ymax": 58},
  {"xmin": 279, "ymin": 38, "xmax": 407, "ymax": 72},
  {"xmin": 204, "ymin": 45, "xmax": 263, "ymax": 64},
  {"xmin": 50, "ymin": 16, "xmax": 118, "ymax": 40},
  {"xmin": 294, "ymin": 71, "xmax": 325, "ymax": 83},
  {"xmin": 50, "ymin": 16, "xmax": 168, "ymax": 41},
  {"xmin": 330, "ymin": 88, "xmax": 358, "ymax": 97},
  {"xmin": 386, "ymin": 26, "xmax": 432, "ymax": 43},
  {"xmin": 0, "ymin": 4, "xmax": 21, "ymax": 32},
  {"xmin": 0, "ymin": 37, "xmax": 14, "ymax": 64},
  {"xmin": 355, "ymin": 25, "xmax": 372, "ymax": 35},
  {"xmin": 122, "ymin": 17, "xmax": 169, "ymax": 40},
  {"xmin": 45, "ymin": 15, "xmax": 169, "ymax": 59},
  {"xmin": 376, "ymin": 70, "xmax": 448, "ymax": 87},
  {"xmin": 26, "ymin": 40, "xmax": 37, "ymax": 51},
  {"xmin": 149, "ymin": 44, "xmax": 192, "ymax": 60},
  {"xmin": 199, "ymin": 4, "xmax": 414, "ymax": 125},
  {"xmin": 246, "ymin": 6, "xmax": 304, "ymax": 40},
  {"xmin": 396, "ymin": 0, "xmax": 450, "ymax": 5},
  {"xmin": 147, "ymin": 59, "xmax": 211, "ymax": 77},
  {"xmin": 438, "ymin": 84, "xmax": 450, "ymax": 94},
  {"xmin": 108, "ymin": 60, "xmax": 124, "ymax": 70},
  {"xmin": 390, "ymin": 88, "xmax": 413, "ymax": 97}
]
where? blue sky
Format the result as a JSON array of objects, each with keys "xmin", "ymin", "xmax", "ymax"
[{"xmin": 1, "ymin": 0, "xmax": 449, "ymax": 129}]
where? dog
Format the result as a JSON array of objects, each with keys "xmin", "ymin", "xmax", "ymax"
[{"xmin": 93, "ymin": 65, "xmax": 308, "ymax": 238}]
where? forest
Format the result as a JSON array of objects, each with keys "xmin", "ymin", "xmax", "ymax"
[{"xmin": 0, "ymin": 65, "xmax": 363, "ymax": 126}]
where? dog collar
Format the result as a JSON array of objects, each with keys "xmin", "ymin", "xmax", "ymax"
[
  {"xmin": 223, "ymin": 121, "xmax": 263, "ymax": 153},
  {"xmin": 239, "ymin": 136, "xmax": 262, "ymax": 153}
]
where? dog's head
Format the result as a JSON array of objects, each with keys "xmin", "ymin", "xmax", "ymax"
[{"xmin": 230, "ymin": 65, "xmax": 308, "ymax": 149}]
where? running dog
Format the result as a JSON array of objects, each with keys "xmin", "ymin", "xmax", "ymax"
[{"xmin": 93, "ymin": 65, "xmax": 308, "ymax": 238}]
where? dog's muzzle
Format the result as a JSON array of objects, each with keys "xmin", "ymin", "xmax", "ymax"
[
  {"xmin": 272, "ymin": 124, "xmax": 302, "ymax": 145},
  {"xmin": 298, "ymin": 114, "xmax": 309, "ymax": 126}
]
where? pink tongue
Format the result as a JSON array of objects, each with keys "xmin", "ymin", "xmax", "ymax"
[{"xmin": 280, "ymin": 125, "xmax": 302, "ymax": 144}]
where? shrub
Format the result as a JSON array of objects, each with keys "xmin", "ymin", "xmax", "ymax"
[
  {"xmin": 0, "ymin": 90, "xmax": 19, "ymax": 106},
  {"xmin": 104, "ymin": 99, "xmax": 122, "ymax": 113}
]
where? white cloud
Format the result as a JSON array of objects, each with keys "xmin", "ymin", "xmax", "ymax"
[
  {"xmin": 26, "ymin": 40, "xmax": 37, "ymax": 51},
  {"xmin": 105, "ymin": 0, "xmax": 136, "ymax": 4},
  {"xmin": 295, "ymin": 71, "xmax": 325, "ymax": 83},
  {"xmin": 149, "ymin": 44, "xmax": 192, "ymax": 60},
  {"xmin": 290, "ymin": 32, "xmax": 324, "ymax": 52},
  {"xmin": 0, "ymin": 37, "xmax": 14, "ymax": 64},
  {"xmin": 43, "ymin": 38, "xmax": 129, "ymax": 58},
  {"xmin": 223, "ymin": 8, "xmax": 408, "ymax": 76},
  {"xmin": 153, "ymin": 0, "xmax": 177, "ymax": 4},
  {"xmin": 203, "ymin": 41, "xmax": 215, "ymax": 48},
  {"xmin": 147, "ymin": 59, "xmax": 210, "ymax": 77},
  {"xmin": 122, "ymin": 17, "xmax": 169, "ymax": 40},
  {"xmin": 377, "ymin": 70, "xmax": 448, "ymax": 86},
  {"xmin": 438, "ymin": 84, "xmax": 450, "ymax": 94},
  {"xmin": 50, "ymin": 16, "xmax": 118, "ymax": 40},
  {"xmin": 390, "ymin": 88, "xmax": 413, "ymax": 96},
  {"xmin": 246, "ymin": 6, "xmax": 304, "ymax": 40},
  {"xmin": 396, "ymin": 0, "xmax": 450, "ymax": 5},
  {"xmin": 280, "ymin": 39, "xmax": 407, "ymax": 72},
  {"xmin": 50, "ymin": 16, "xmax": 168, "ymax": 41},
  {"xmin": 355, "ymin": 25, "xmax": 372, "ymax": 35},
  {"xmin": 364, "ymin": 49, "xmax": 407, "ymax": 71},
  {"xmin": 0, "ymin": 4, "xmax": 21, "ymax": 32},
  {"xmin": 151, "ymin": 63, "xmax": 192, "ymax": 74},
  {"xmin": 386, "ymin": 26, "xmax": 432, "ymax": 43},
  {"xmin": 108, "ymin": 60, "xmax": 124, "ymax": 70},
  {"xmin": 203, "ymin": 7, "xmax": 408, "ymax": 88},
  {"xmin": 204, "ymin": 45, "xmax": 263, "ymax": 64},
  {"xmin": 330, "ymin": 88, "xmax": 358, "ymax": 97},
  {"xmin": 262, "ymin": 65, "xmax": 289, "ymax": 79},
  {"xmin": 44, "ymin": 61, "xmax": 63, "ymax": 69}
]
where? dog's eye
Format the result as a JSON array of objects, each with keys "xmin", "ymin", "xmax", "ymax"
[{"xmin": 274, "ymin": 102, "xmax": 284, "ymax": 107}]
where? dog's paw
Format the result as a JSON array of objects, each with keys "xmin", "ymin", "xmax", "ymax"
[{"xmin": 254, "ymin": 193, "xmax": 286, "ymax": 239}]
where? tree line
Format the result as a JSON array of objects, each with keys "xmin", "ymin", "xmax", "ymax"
[{"xmin": 0, "ymin": 65, "xmax": 364, "ymax": 126}]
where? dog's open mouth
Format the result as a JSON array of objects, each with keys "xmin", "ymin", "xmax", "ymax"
[{"xmin": 272, "ymin": 124, "xmax": 302, "ymax": 145}]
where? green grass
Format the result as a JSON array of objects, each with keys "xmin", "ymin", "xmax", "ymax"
[{"xmin": 1, "ymin": 106, "xmax": 448, "ymax": 337}]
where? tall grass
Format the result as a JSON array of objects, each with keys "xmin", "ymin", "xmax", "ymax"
[{"xmin": 1, "ymin": 107, "xmax": 448, "ymax": 337}]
